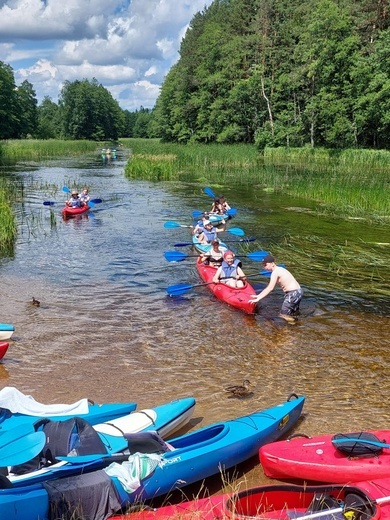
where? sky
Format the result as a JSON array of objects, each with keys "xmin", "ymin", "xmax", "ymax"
[{"xmin": 0, "ymin": 0, "xmax": 214, "ymax": 112}]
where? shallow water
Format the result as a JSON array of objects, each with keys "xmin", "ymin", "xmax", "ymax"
[{"xmin": 0, "ymin": 150, "xmax": 389, "ymax": 498}]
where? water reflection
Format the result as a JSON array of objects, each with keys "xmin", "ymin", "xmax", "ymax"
[{"xmin": 0, "ymin": 152, "xmax": 389, "ymax": 495}]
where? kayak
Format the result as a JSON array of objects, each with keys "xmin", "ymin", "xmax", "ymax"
[
  {"xmin": 120, "ymin": 479, "xmax": 390, "ymax": 520},
  {"xmin": 259, "ymin": 430, "xmax": 390, "ymax": 483},
  {"xmin": 0, "ymin": 323, "xmax": 14, "ymax": 341},
  {"xmin": 4, "ymin": 396, "xmax": 195, "ymax": 488},
  {"xmin": 0, "ymin": 393, "xmax": 304, "ymax": 520},
  {"xmin": 196, "ymin": 257, "xmax": 257, "ymax": 314},
  {"xmin": 61, "ymin": 204, "xmax": 90, "ymax": 217},
  {"xmin": 0, "ymin": 386, "xmax": 137, "ymax": 432},
  {"xmin": 192, "ymin": 234, "xmax": 228, "ymax": 254},
  {"xmin": 0, "ymin": 342, "xmax": 9, "ymax": 360}
]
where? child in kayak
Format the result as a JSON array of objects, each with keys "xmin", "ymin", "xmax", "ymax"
[
  {"xmin": 79, "ymin": 187, "xmax": 90, "ymax": 205},
  {"xmin": 212, "ymin": 251, "xmax": 246, "ymax": 288},
  {"xmin": 197, "ymin": 221, "xmax": 224, "ymax": 244},
  {"xmin": 201, "ymin": 239, "xmax": 225, "ymax": 267},
  {"xmin": 66, "ymin": 190, "xmax": 83, "ymax": 208}
]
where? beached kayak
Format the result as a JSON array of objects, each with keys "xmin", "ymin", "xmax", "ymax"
[
  {"xmin": 259, "ymin": 430, "xmax": 390, "ymax": 483},
  {"xmin": 0, "ymin": 323, "xmax": 14, "ymax": 341},
  {"xmin": 119, "ymin": 479, "xmax": 390, "ymax": 520},
  {"xmin": 0, "ymin": 386, "xmax": 137, "ymax": 432},
  {"xmin": 196, "ymin": 257, "xmax": 257, "ymax": 314},
  {"xmin": 0, "ymin": 394, "xmax": 304, "ymax": 519},
  {"xmin": 0, "ymin": 342, "xmax": 9, "ymax": 360},
  {"xmin": 4, "ymin": 396, "xmax": 195, "ymax": 488}
]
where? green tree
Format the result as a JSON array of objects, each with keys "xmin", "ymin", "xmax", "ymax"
[
  {"xmin": 0, "ymin": 61, "xmax": 18, "ymax": 139},
  {"xmin": 35, "ymin": 97, "xmax": 62, "ymax": 139},
  {"xmin": 14, "ymin": 80, "xmax": 38, "ymax": 138}
]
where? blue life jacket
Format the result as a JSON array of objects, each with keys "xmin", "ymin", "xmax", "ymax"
[
  {"xmin": 220, "ymin": 259, "xmax": 241, "ymax": 280},
  {"xmin": 203, "ymin": 227, "xmax": 217, "ymax": 242}
]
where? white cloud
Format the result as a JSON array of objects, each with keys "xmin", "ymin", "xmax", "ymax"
[{"xmin": 1, "ymin": 0, "xmax": 213, "ymax": 111}]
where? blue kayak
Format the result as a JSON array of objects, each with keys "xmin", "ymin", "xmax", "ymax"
[
  {"xmin": 3, "ymin": 397, "xmax": 195, "ymax": 488},
  {"xmin": 0, "ymin": 387, "xmax": 137, "ymax": 432},
  {"xmin": 192, "ymin": 234, "xmax": 228, "ymax": 255},
  {"xmin": 0, "ymin": 323, "xmax": 14, "ymax": 341},
  {"xmin": 0, "ymin": 394, "xmax": 303, "ymax": 519}
]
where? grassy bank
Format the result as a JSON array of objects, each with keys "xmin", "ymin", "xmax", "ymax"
[
  {"xmin": 123, "ymin": 139, "xmax": 390, "ymax": 222},
  {"xmin": 0, "ymin": 139, "xmax": 100, "ymax": 160}
]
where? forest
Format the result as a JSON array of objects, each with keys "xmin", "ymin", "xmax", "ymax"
[{"xmin": 0, "ymin": 0, "xmax": 389, "ymax": 149}]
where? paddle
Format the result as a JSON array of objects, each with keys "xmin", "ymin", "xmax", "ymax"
[
  {"xmin": 164, "ymin": 251, "xmax": 269, "ymax": 262},
  {"xmin": 167, "ymin": 277, "xmax": 236, "ymax": 296},
  {"xmin": 43, "ymin": 199, "xmax": 100, "ymax": 206},
  {"xmin": 332, "ymin": 437, "xmax": 390, "ymax": 450},
  {"xmin": 163, "ymin": 221, "xmax": 192, "ymax": 229},
  {"xmin": 57, "ymin": 452, "xmax": 130, "ymax": 464},
  {"xmin": 0, "ymin": 431, "xmax": 46, "ymax": 467},
  {"xmin": 192, "ymin": 208, "xmax": 237, "ymax": 219},
  {"xmin": 173, "ymin": 237, "xmax": 256, "ymax": 247},
  {"xmin": 296, "ymin": 495, "xmax": 390, "ymax": 520},
  {"xmin": 204, "ymin": 186, "xmax": 216, "ymax": 198}
]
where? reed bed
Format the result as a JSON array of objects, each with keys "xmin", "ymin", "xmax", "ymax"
[
  {"xmin": 0, "ymin": 180, "xmax": 17, "ymax": 251},
  {"xmin": 0, "ymin": 139, "xmax": 99, "ymax": 160},
  {"xmin": 123, "ymin": 139, "xmax": 390, "ymax": 221}
]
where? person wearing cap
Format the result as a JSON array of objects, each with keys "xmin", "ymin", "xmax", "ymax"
[
  {"xmin": 196, "ymin": 220, "xmax": 224, "ymax": 244},
  {"xmin": 248, "ymin": 255, "xmax": 303, "ymax": 323},
  {"xmin": 201, "ymin": 239, "xmax": 225, "ymax": 267},
  {"xmin": 191, "ymin": 214, "xmax": 209, "ymax": 236},
  {"xmin": 212, "ymin": 251, "xmax": 246, "ymax": 288},
  {"xmin": 66, "ymin": 190, "xmax": 83, "ymax": 208}
]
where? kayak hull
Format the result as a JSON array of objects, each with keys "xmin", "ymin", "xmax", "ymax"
[
  {"xmin": 192, "ymin": 235, "xmax": 228, "ymax": 254},
  {"xmin": 61, "ymin": 205, "xmax": 90, "ymax": 217},
  {"xmin": 0, "ymin": 323, "xmax": 14, "ymax": 341},
  {"xmin": 259, "ymin": 429, "xmax": 390, "ymax": 483},
  {"xmin": 119, "ymin": 479, "xmax": 390, "ymax": 520},
  {"xmin": 196, "ymin": 257, "xmax": 257, "ymax": 314},
  {"xmin": 0, "ymin": 342, "xmax": 9, "ymax": 360}
]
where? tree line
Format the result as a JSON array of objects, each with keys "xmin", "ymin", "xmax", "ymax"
[
  {"xmin": 0, "ymin": 63, "xmax": 155, "ymax": 141},
  {"xmin": 153, "ymin": 0, "xmax": 389, "ymax": 149}
]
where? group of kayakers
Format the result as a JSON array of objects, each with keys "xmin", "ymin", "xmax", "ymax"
[
  {"xmin": 192, "ymin": 194, "xmax": 303, "ymax": 324},
  {"xmin": 65, "ymin": 187, "xmax": 90, "ymax": 208}
]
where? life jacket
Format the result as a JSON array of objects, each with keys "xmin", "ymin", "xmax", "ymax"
[
  {"xmin": 69, "ymin": 197, "xmax": 82, "ymax": 208},
  {"xmin": 202, "ymin": 227, "xmax": 217, "ymax": 242},
  {"xmin": 220, "ymin": 259, "xmax": 241, "ymax": 280}
]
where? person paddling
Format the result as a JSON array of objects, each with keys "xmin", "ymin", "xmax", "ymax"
[
  {"xmin": 66, "ymin": 190, "xmax": 83, "ymax": 208},
  {"xmin": 196, "ymin": 220, "xmax": 224, "ymax": 244},
  {"xmin": 248, "ymin": 255, "xmax": 303, "ymax": 323}
]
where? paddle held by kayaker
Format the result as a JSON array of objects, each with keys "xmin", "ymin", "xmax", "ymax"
[{"xmin": 248, "ymin": 254, "xmax": 303, "ymax": 323}]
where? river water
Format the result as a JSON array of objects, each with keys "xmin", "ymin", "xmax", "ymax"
[{"xmin": 0, "ymin": 149, "xmax": 389, "ymax": 498}]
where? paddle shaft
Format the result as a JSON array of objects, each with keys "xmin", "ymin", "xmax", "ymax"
[
  {"xmin": 173, "ymin": 237, "xmax": 256, "ymax": 247},
  {"xmin": 297, "ymin": 495, "xmax": 390, "ymax": 520}
]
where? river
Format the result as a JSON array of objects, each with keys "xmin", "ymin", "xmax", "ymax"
[{"xmin": 0, "ymin": 149, "xmax": 389, "ymax": 498}]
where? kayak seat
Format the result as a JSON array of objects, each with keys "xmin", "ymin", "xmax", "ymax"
[{"xmin": 124, "ymin": 431, "xmax": 174, "ymax": 455}]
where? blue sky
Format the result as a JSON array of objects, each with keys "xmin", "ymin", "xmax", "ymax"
[{"xmin": 0, "ymin": 0, "xmax": 213, "ymax": 111}]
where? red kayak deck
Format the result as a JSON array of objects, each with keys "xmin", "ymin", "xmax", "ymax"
[
  {"xmin": 114, "ymin": 479, "xmax": 390, "ymax": 519},
  {"xmin": 259, "ymin": 430, "xmax": 390, "ymax": 483},
  {"xmin": 0, "ymin": 342, "xmax": 9, "ymax": 360},
  {"xmin": 196, "ymin": 257, "xmax": 256, "ymax": 314},
  {"xmin": 62, "ymin": 205, "xmax": 90, "ymax": 217}
]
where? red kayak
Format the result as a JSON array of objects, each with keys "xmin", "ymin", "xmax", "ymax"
[
  {"xmin": 62, "ymin": 204, "xmax": 90, "ymax": 218},
  {"xmin": 259, "ymin": 430, "xmax": 390, "ymax": 483},
  {"xmin": 0, "ymin": 342, "xmax": 9, "ymax": 360},
  {"xmin": 196, "ymin": 257, "xmax": 256, "ymax": 314},
  {"xmin": 112, "ymin": 479, "xmax": 390, "ymax": 519}
]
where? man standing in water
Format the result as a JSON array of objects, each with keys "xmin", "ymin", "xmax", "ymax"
[{"xmin": 248, "ymin": 255, "xmax": 303, "ymax": 323}]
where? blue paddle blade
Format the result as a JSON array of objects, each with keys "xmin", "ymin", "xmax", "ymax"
[
  {"xmin": 90, "ymin": 198, "xmax": 102, "ymax": 204},
  {"xmin": 167, "ymin": 284, "xmax": 194, "ymax": 296},
  {"xmin": 0, "ymin": 431, "xmax": 46, "ymax": 467},
  {"xmin": 227, "ymin": 227, "xmax": 245, "ymax": 237},
  {"xmin": 88, "ymin": 201, "xmax": 95, "ymax": 208},
  {"xmin": 164, "ymin": 221, "xmax": 181, "ymax": 229},
  {"xmin": 247, "ymin": 251, "xmax": 268, "ymax": 261},
  {"xmin": 192, "ymin": 210, "xmax": 204, "ymax": 218},
  {"xmin": 62, "ymin": 186, "xmax": 71, "ymax": 193},
  {"xmin": 43, "ymin": 201, "xmax": 56, "ymax": 206},
  {"xmin": 164, "ymin": 251, "xmax": 187, "ymax": 262},
  {"xmin": 227, "ymin": 208, "xmax": 237, "ymax": 217},
  {"xmin": 204, "ymin": 187, "xmax": 216, "ymax": 198}
]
